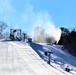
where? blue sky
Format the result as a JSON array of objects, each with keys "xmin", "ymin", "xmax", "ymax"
[{"xmin": 0, "ymin": 0, "xmax": 76, "ymax": 34}]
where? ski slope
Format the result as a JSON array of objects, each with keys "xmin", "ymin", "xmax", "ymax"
[{"xmin": 0, "ymin": 40, "xmax": 76, "ymax": 75}]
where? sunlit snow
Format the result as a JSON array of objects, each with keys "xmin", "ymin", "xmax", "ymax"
[{"xmin": 0, "ymin": 40, "xmax": 76, "ymax": 75}]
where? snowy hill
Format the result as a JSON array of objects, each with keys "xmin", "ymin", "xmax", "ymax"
[{"xmin": 0, "ymin": 40, "xmax": 76, "ymax": 75}]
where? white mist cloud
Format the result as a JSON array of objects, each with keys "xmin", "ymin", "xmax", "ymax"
[
  {"xmin": 21, "ymin": 2, "xmax": 61, "ymax": 43},
  {"xmin": 0, "ymin": 0, "xmax": 61, "ymax": 43},
  {"xmin": 33, "ymin": 12, "xmax": 61, "ymax": 43}
]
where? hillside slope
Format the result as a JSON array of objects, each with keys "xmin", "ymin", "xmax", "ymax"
[{"xmin": 0, "ymin": 41, "xmax": 76, "ymax": 75}]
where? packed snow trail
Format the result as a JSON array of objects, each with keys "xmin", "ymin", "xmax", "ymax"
[
  {"xmin": 0, "ymin": 41, "xmax": 75, "ymax": 75},
  {"xmin": 28, "ymin": 42, "xmax": 76, "ymax": 75}
]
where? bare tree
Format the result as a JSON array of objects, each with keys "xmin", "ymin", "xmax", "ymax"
[{"xmin": 0, "ymin": 21, "xmax": 8, "ymax": 39}]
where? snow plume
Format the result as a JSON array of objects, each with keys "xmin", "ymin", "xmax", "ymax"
[
  {"xmin": 33, "ymin": 12, "xmax": 61, "ymax": 43},
  {"xmin": 22, "ymin": 2, "xmax": 61, "ymax": 43}
]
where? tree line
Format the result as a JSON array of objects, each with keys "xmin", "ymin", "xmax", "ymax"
[
  {"xmin": 58, "ymin": 27, "xmax": 76, "ymax": 57},
  {"xmin": 0, "ymin": 21, "xmax": 8, "ymax": 39}
]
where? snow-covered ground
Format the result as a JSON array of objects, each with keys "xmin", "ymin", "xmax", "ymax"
[{"xmin": 0, "ymin": 40, "xmax": 76, "ymax": 75}]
